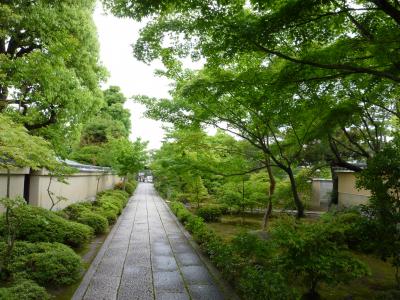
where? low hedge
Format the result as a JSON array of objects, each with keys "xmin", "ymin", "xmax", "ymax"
[
  {"xmin": 1, "ymin": 241, "xmax": 82, "ymax": 287},
  {"xmin": 170, "ymin": 202, "xmax": 296, "ymax": 300},
  {"xmin": 114, "ymin": 179, "xmax": 137, "ymax": 195},
  {"xmin": 0, "ymin": 206, "xmax": 93, "ymax": 248},
  {"xmin": 92, "ymin": 189, "xmax": 130, "ymax": 224},
  {"xmin": 196, "ymin": 205, "xmax": 223, "ymax": 222},
  {"xmin": 63, "ymin": 203, "xmax": 108, "ymax": 235},
  {"xmin": 125, "ymin": 180, "xmax": 137, "ymax": 195},
  {"xmin": 0, "ymin": 279, "xmax": 50, "ymax": 300}
]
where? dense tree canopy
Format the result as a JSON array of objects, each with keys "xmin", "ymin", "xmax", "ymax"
[{"xmin": 0, "ymin": 0, "xmax": 106, "ymax": 155}]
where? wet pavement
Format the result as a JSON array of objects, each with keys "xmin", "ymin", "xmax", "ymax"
[{"xmin": 73, "ymin": 183, "xmax": 225, "ymax": 300}]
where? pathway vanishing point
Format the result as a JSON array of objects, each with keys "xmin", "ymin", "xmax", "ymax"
[{"xmin": 73, "ymin": 183, "xmax": 228, "ymax": 300}]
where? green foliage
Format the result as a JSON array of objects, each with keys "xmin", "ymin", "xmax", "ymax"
[
  {"xmin": 169, "ymin": 201, "xmax": 298, "ymax": 299},
  {"xmin": 62, "ymin": 202, "xmax": 108, "ymax": 234},
  {"xmin": 196, "ymin": 205, "xmax": 223, "ymax": 222},
  {"xmin": 357, "ymin": 137, "xmax": 400, "ymax": 287},
  {"xmin": 0, "ymin": 279, "xmax": 50, "ymax": 300},
  {"xmin": 92, "ymin": 189, "xmax": 130, "ymax": 224},
  {"xmin": 271, "ymin": 217, "xmax": 370, "ymax": 297},
  {"xmin": 6, "ymin": 242, "xmax": 82, "ymax": 287},
  {"xmin": 0, "ymin": 0, "xmax": 105, "ymax": 154},
  {"xmin": 75, "ymin": 212, "xmax": 108, "ymax": 235},
  {"xmin": 0, "ymin": 115, "xmax": 59, "ymax": 171},
  {"xmin": 0, "ymin": 206, "xmax": 93, "ymax": 248},
  {"xmin": 125, "ymin": 179, "xmax": 137, "ymax": 195}
]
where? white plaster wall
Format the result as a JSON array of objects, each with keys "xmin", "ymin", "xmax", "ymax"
[
  {"xmin": 29, "ymin": 172, "xmax": 121, "ymax": 210},
  {"xmin": 0, "ymin": 168, "xmax": 29, "ymax": 213}
]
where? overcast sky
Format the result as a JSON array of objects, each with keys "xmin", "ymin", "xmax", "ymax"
[{"xmin": 93, "ymin": 4, "xmax": 170, "ymax": 150}]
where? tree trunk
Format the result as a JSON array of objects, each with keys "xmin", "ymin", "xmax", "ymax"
[
  {"xmin": 48, "ymin": 176, "xmax": 56, "ymax": 211},
  {"xmin": 330, "ymin": 164, "xmax": 338, "ymax": 206},
  {"xmin": 96, "ymin": 175, "xmax": 101, "ymax": 195},
  {"xmin": 6, "ymin": 168, "xmax": 10, "ymax": 198},
  {"xmin": 262, "ymin": 156, "xmax": 276, "ymax": 231},
  {"xmin": 287, "ymin": 167, "xmax": 305, "ymax": 218}
]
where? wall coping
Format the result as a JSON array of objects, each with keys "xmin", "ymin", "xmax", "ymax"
[{"xmin": 0, "ymin": 167, "xmax": 30, "ymax": 175}]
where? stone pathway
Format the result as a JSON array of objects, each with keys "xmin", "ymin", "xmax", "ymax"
[{"xmin": 73, "ymin": 183, "xmax": 226, "ymax": 300}]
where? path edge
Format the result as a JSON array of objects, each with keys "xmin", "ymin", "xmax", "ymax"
[
  {"xmin": 159, "ymin": 197, "xmax": 240, "ymax": 300},
  {"xmin": 72, "ymin": 192, "xmax": 136, "ymax": 300}
]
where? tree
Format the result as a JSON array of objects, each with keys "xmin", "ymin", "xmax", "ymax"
[
  {"xmin": 272, "ymin": 217, "xmax": 369, "ymax": 299},
  {"xmin": 106, "ymin": 138, "xmax": 148, "ymax": 184},
  {"xmin": 0, "ymin": 0, "xmax": 106, "ymax": 155},
  {"xmin": 104, "ymin": 0, "xmax": 400, "ymax": 214},
  {"xmin": 103, "ymin": 0, "xmax": 400, "ymax": 84},
  {"xmin": 70, "ymin": 86, "xmax": 132, "ymax": 165},
  {"xmin": 357, "ymin": 136, "xmax": 400, "ymax": 288},
  {"xmin": 0, "ymin": 115, "xmax": 69, "ymax": 275}
]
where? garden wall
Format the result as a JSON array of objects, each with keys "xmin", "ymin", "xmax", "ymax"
[
  {"xmin": 311, "ymin": 178, "xmax": 333, "ymax": 209},
  {"xmin": 337, "ymin": 170, "xmax": 370, "ymax": 207},
  {"xmin": 0, "ymin": 160, "xmax": 121, "ymax": 212}
]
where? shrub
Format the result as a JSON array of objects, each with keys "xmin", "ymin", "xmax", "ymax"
[
  {"xmin": 92, "ymin": 190, "xmax": 129, "ymax": 224},
  {"xmin": 196, "ymin": 205, "xmax": 223, "ymax": 222},
  {"xmin": 169, "ymin": 201, "xmax": 295, "ymax": 299},
  {"xmin": 0, "ymin": 241, "xmax": 82, "ymax": 287},
  {"xmin": 375, "ymin": 290, "xmax": 400, "ymax": 300},
  {"xmin": 114, "ymin": 181, "xmax": 124, "ymax": 190},
  {"xmin": 76, "ymin": 212, "xmax": 108, "ymax": 234},
  {"xmin": 271, "ymin": 217, "xmax": 370, "ymax": 298},
  {"xmin": 125, "ymin": 180, "xmax": 137, "ymax": 195},
  {"xmin": 0, "ymin": 206, "xmax": 93, "ymax": 248},
  {"xmin": 62, "ymin": 202, "xmax": 109, "ymax": 234},
  {"xmin": 8, "ymin": 242, "xmax": 82, "ymax": 286},
  {"xmin": 0, "ymin": 279, "xmax": 50, "ymax": 300}
]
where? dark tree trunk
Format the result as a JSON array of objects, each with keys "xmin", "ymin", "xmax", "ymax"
[
  {"xmin": 287, "ymin": 167, "xmax": 305, "ymax": 218},
  {"xmin": 330, "ymin": 164, "xmax": 339, "ymax": 206},
  {"xmin": 6, "ymin": 168, "xmax": 11, "ymax": 198},
  {"xmin": 262, "ymin": 157, "xmax": 276, "ymax": 230}
]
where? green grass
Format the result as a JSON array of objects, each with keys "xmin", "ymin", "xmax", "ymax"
[
  {"xmin": 320, "ymin": 253, "xmax": 397, "ymax": 299},
  {"xmin": 207, "ymin": 213, "xmax": 263, "ymax": 241}
]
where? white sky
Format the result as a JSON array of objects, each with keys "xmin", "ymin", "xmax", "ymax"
[{"xmin": 93, "ymin": 4, "xmax": 170, "ymax": 150}]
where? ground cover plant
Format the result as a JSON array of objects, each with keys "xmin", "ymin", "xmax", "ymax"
[
  {"xmin": 0, "ymin": 185, "xmax": 134, "ymax": 299},
  {"xmin": 170, "ymin": 200, "xmax": 399, "ymax": 300},
  {"xmin": 0, "ymin": 205, "xmax": 93, "ymax": 249}
]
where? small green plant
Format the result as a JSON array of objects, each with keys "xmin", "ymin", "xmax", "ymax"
[
  {"xmin": 0, "ymin": 197, "xmax": 26, "ymax": 277},
  {"xmin": 0, "ymin": 205, "xmax": 93, "ymax": 248},
  {"xmin": 7, "ymin": 241, "xmax": 82, "ymax": 286},
  {"xmin": 196, "ymin": 206, "xmax": 223, "ymax": 222},
  {"xmin": 0, "ymin": 279, "xmax": 51, "ymax": 300},
  {"xmin": 271, "ymin": 217, "xmax": 370, "ymax": 299},
  {"xmin": 62, "ymin": 203, "xmax": 109, "ymax": 234}
]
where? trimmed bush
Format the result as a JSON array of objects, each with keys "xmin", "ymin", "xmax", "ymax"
[
  {"xmin": 92, "ymin": 190, "xmax": 130, "ymax": 224},
  {"xmin": 8, "ymin": 242, "xmax": 82, "ymax": 286},
  {"xmin": 62, "ymin": 202, "xmax": 109, "ymax": 234},
  {"xmin": 76, "ymin": 212, "xmax": 108, "ymax": 234},
  {"xmin": 0, "ymin": 206, "xmax": 93, "ymax": 248},
  {"xmin": 125, "ymin": 180, "xmax": 137, "ymax": 195},
  {"xmin": 196, "ymin": 205, "xmax": 223, "ymax": 222},
  {"xmin": 0, "ymin": 279, "xmax": 50, "ymax": 300}
]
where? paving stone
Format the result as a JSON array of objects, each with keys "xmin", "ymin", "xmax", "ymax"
[
  {"xmin": 156, "ymin": 291, "xmax": 190, "ymax": 300},
  {"xmin": 83, "ymin": 275, "xmax": 120, "ymax": 300},
  {"xmin": 153, "ymin": 271, "xmax": 185, "ymax": 292},
  {"xmin": 75, "ymin": 183, "xmax": 228, "ymax": 300},
  {"xmin": 176, "ymin": 252, "xmax": 202, "ymax": 266},
  {"xmin": 95, "ymin": 258, "xmax": 124, "ymax": 277},
  {"xmin": 152, "ymin": 244, "xmax": 173, "ymax": 256},
  {"xmin": 181, "ymin": 266, "xmax": 214, "ymax": 285},
  {"xmin": 152, "ymin": 255, "xmax": 178, "ymax": 271},
  {"xmin": 188, "ymin": 284, "xmax": 224, "ymax": 300},
  {"xmin": 170, "ymin": 242, "xmax": 192, "ymax": 253}
]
